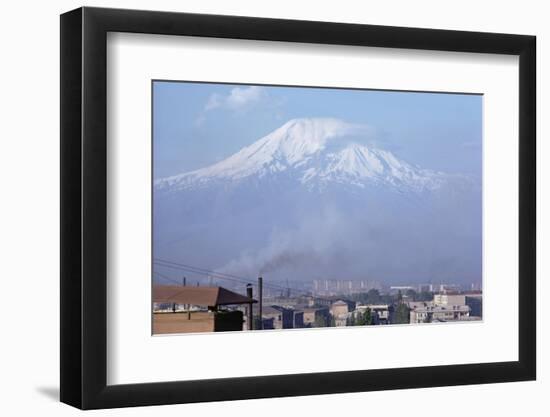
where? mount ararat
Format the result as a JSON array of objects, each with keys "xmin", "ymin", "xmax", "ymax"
[{"xmin": 154, "ymin": 118, "xmax": 481, "ymax": 283}]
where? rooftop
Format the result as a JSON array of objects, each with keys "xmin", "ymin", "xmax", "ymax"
[
  {"xmin": 413, "ymin": 305, "xmax": 470, "ymax": 313},
  {"xmin": 153, "ymin": 285, "xmax": 256, "ymax": 307}
]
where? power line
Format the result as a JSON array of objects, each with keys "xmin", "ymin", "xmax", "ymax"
[
  {"xmin": 154, "ymin": 270, "xmax": 185, "ymax": 286},
  {"xmin": 154, "ymin": 258, "xmax": 292, "ymax": 292},
  {"xmin": 155, "ymin": 258, "xmax": 257, "ymax": 284},
  {"xmin": 153, "ymin": 258, "xmax": 310, "ymax": 296},
  {"xmin": 154, "ymin": 263, "xmax": 337, "ymax": 303},
  {"xmin": 155, "ymin": 261, "xmax": 289, "ymax": 292},
  {"xmin": 154, "ymin": 261, "xmax": 252, "ymax": 286}
]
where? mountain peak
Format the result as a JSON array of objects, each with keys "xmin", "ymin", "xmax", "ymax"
[
  {"xmin": 275, "ymin": 117, "xmax": 359, "ymax": 143},
  {"xmin": 155, "ymin": 118, "xmax": 445, "ymax": 193},
  {"xmin": 257, "ymin": 117, "xmax": 367, "ymax": 164}
]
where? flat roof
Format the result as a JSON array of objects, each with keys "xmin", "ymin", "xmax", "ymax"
[{"xmin": 412, "ymin": 305, "xmax": 470, "ymax": 312}]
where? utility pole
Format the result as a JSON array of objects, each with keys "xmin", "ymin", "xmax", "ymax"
[
  {"xmin": 258, "ymin": 276, "xmax": 263, "ymax": 330},
  {"xmin": 182, "ymin": 276, "xmax": 189, "ymax": 318},
  {"xmin": 246, "ymin": 284, "xmax": 254, "ymax": 330}
]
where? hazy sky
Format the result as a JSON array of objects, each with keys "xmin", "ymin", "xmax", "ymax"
[
  {"xmin": 153, "ymin": 81, "xmax": 483, "ymax": 286},
  {"xmin": 153, "ymin": 81, "xmax": 482, "ymax": 179}
]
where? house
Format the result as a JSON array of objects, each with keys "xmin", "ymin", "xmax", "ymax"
[
  {"xmin": 303, "ymin": 307, "xmax": 331, "ymax": 327},
  {"xmin": 409, "ymin": 304, "xmax": 471, "ymax": 324},
  {"xmin": 433, "ymin": 293, "xmax": 466, "ymax": 307},
  {"xmin": 354, "ymin": 304, "xmax": 394, "ymax": 324},
  {"xmin": 152, "ymin": 285, "xmax": 256, "ymax": 334},
  {"xmin": 293, "ymin": 310, "xmax": 305, "ymax": 328},
  {"xmin": 262, "ymin": 306, "xmax": 294, "ymax": 329},
  {"xmin": 330, "ymin": 300, "xmax": 349, "ymax": 316},
  {"xmin": 330, "ymin": 300, "xmax": 350, "ymax": 327}
]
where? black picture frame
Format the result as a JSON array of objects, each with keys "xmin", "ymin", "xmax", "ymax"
[{"xmin": 60, "ymin": 6, "xmax": 536, "ymax": 410}]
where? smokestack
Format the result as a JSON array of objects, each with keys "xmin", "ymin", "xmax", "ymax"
[
  {"xmin": 246, "ymin": 284, "xmax": 254, "ymax": 330},
  {"xmin": 258, "ymin": 277, "xmax": 263, "ymax": 330}
]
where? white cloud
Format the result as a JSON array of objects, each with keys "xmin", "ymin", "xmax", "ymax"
[
  {"xmin": 204, "ymin": 86, "xmax": 266, "ymax": 112},
  {"xmin": 204, "ymin": 94, "xmax": 222, "ymax": 111},
  {"xmin": 194, "ymin": 113, "xmax": 207, "ymax": 127}
]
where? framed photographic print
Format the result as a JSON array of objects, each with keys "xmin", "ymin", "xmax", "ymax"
[{"xmin": 60, "ymin": 6, "xmax": 536, "ymax": 410}]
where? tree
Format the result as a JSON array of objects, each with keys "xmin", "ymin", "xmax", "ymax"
[
  {"xmin": 405, "ymin": 289, "xmax": 417, "ymax": 300},
  {"xmin": 366, "ymin": 289, "xmax": 381, "ymax": 304},
  {"xmin": 364, "ymin": 308, "xmax": 373, "ymax": 325},
  {"xmin": 394, "ymin": 303, "xmax": 410, "ymax": 324},
  {"xmin": 356, "ymin": 308, "xmax": 373, "ymax": 326},
  {"xmin": 365, "ymin": 308, "xmax": 374, "ymax": 326},
  {"xmin": 417, "ymin": 291, "xmax": 434, "ymax": 302},
  {"xmin": 380, "ymin": 294, "xmax": 395, "ymax": 304},
  {"xmin": 314, "ymin": 315, "xmax": 328, "ymax": 328},
  {"xmin": 397, "ymin": 290, "xmax": 403, "ymax": 303}
]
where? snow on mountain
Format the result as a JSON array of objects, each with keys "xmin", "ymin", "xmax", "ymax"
[
  {"xmin": 155, "ymin": 118, "xmax": 448, "ymax": 193},
  {"xmin": 153, "ymin": 118, "xmax": 481, "ymax": 282}
]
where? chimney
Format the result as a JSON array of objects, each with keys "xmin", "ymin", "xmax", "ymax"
[
  {"xmin": 258, "ymin": 277, "xmax": 263, "ymax": 330},
  {"xmin": 246, "ymin": 284, "xmax": 254, "ymax": 330}
]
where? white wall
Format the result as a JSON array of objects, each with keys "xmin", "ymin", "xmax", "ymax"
[{"xmin": 0, "ymin": 0, "xmax": 545, "ymax": 415}]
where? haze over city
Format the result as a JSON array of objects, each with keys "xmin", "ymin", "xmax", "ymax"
[{"xmin": 153, "ymin": 82, "xmax": 482, "ymax": 286}]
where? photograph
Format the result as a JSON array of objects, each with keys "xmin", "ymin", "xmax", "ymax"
[
  {"xmin": 152, "ymin": 81, "xmax": 483, "ymax": 335},
  {"xmin": 53, "ymin": 3, "xmax": 538, "ymax": 411}
]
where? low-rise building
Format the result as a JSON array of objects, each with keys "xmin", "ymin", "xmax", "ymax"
[
  {"xmin": 303, "ymin": 307, "xmax": 330, "ymax": 327},
  {"xmin": 262, "ymin": 305, "xmax": 294, "ymax": 329},
  {"xmin": 354, "ymin": 304, "xmax": 394, "ymax": 324},
  {"xmin": 152, "ymin": 285, "xmax": 256, "ymax": 334},
  {"xmin": 406, "ymin": 301, "xmax": 433, "ymax": 310},
  {"xmin": 465, "ymin": 293, "xmax": 483, "ymax": 318},
  {"xmin": 433, "ymin": 293, "xmax": 466, "ymax": 307},
  {"xmin": 330, "ymin": 300, "xmax": 349, "ymax": 316},
  {"xmin": 293, "ymin": 309, "xmax": 305, "ymax": 328},
  {"xmin": 409, "ymin": 304, "xmax": 471, "ymax": 324},
  {"xmin": 330, "ymin": 300, "xmax": 351, "ymax": 327},
  {"xmin": 369, "ymin": 304, "xmax": 393, "ymax": 324},
  {"xmin": 390, "ymin": 286, "xmax": 415, "ymax": 293}
]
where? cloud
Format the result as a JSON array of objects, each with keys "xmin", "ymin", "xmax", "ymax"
[
  {"xmin": 195, "ymin": 86, "xmax": 276, "ymax": 127},
  {"xmin": 194, "ymin": 113, "xmax": 207, "ymax": 127},
  {"xmin": 204, "ymin": 86, "xmax": 266, "ymax": 112},
  {"xmin": 204, "ymin": 94, "xmax": 222, "ymax": 111}
]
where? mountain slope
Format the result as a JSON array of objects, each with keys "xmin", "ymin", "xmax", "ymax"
[
  {"xmin": 153, "ymin": 118, "xmax": 481, "ymax": 283},
  {"xmin": 155, "ymin": 118, "xmax": 449, "ymax": 193}
]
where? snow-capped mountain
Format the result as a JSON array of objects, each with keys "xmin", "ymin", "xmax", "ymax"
[
  {"xmin": 155, "ymin": 118, "xmax": 448, "ymax": 193},
  {"xmin": 153, "ymin": 118, "xmax": 481, "ymax": 282}
]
